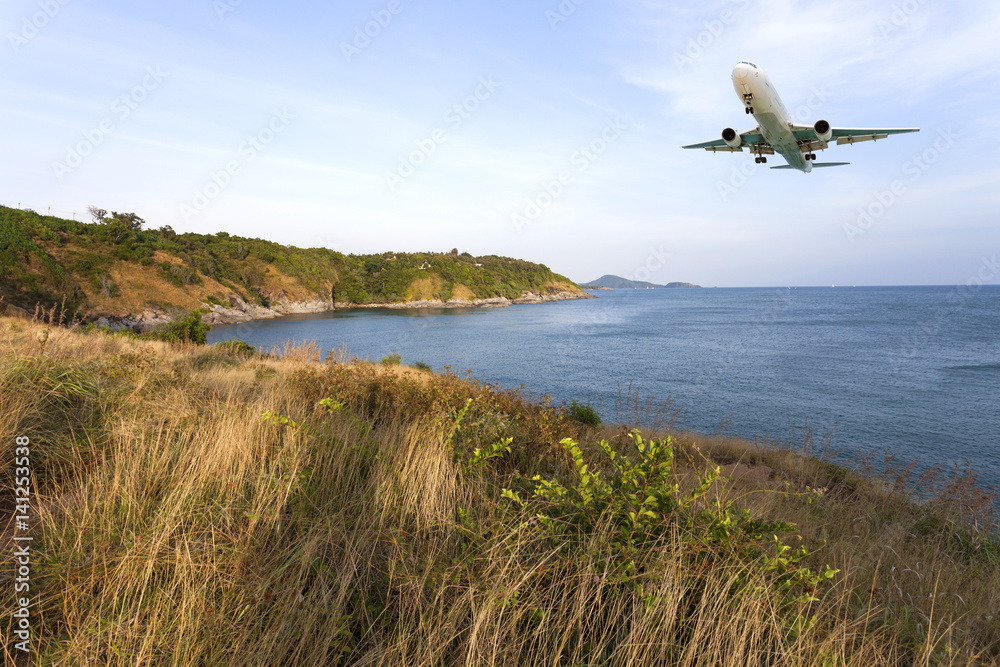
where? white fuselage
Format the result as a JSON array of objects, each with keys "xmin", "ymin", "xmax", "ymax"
[{"xmin": 732, "ymin": 61, "xmax": 811, "ymax": 172}]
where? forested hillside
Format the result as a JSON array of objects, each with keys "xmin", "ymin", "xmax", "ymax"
[{"xmin": 0, "ymin": 205, "xmax": 582, "ymax": 320}]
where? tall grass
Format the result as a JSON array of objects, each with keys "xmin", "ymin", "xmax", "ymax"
[{"xmin": 1, "ymin": 315, "xmax": 998, "ymax": 665}]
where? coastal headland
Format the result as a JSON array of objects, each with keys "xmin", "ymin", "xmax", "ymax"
[{"xmin": 0, "ymin": 205, "xmax": 592, "ymax": 331}]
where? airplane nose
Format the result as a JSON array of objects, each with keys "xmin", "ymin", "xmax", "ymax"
[{"xmin": 733, "ymin": 63, "xmax": 748, "ymax": 80}]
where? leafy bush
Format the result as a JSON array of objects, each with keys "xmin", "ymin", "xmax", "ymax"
[
  {"xmin": 568, "ymin": 398, "xmax": 601, "ymax": 426},
  {"xmin": 216, "ymin": 339, "xmax": 258, "ymax": 356},
  {"xmin": 503, "ymin": 432, "xmax": 838, "ymax": 631},
  {"xmin": 412, "ymin": 360, "xmax": 431, "ymax": 371},
  {"xmin": 91, "ymin": 273, "xmax": 119, "ymax": 299},
  {"xmin": 381, "ymin": 352, "xmax": 402, "ymax": 366},
  {"xmin": 148, "ymin": 309, "xmax": 211, "ymax": 345}
]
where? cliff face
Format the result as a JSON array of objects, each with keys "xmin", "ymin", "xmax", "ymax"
[
  {"xmin": 90, "ymin": 284, "xmax": 595, "ymax": 330},
  {"xmin": 97, "ymin": 294, "xmax": 337, "ymax": 331},
  {"xmin": 197, "ymin": 287, "xmax": 595, "ymax": 326},
  {"xmin": 201, "ymin": 294, "xmax": 334, "ymax": 325},
  {"xmin": 1, "ymin": 206, "xmax": 590, "ymax": 328},
  {"xmin": 332, "ymin": 287, "xmax": 594, "ymax": 312}
]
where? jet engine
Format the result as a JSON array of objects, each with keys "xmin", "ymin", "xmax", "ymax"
[
  {"xmin": 722, "ymin": 127, "xmax": 741, "ymax": 149},
  {"xmin": 813, "ymin": 120, "xmax": 833, "ymax": 143}
]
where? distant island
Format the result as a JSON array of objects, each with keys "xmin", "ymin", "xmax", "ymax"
[{"xmin": 581, "ymin": 274, "xmax": 701, "ymax": 289}]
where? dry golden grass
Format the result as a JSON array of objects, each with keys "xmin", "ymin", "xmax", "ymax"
[
  {"xmin": 1, "ymin": 315, "xmax": 998, "ymax": 666},
  {"xmin": 450, "ymin": 284, "xmax": 476, "ymax": 301},
  {"xmin": 407, "ymin": 276, "xmax": 446, "ymax": 302},
  {"xmin": 39, "ymin": 246, "xmax": 324, "ymax": 320},
  {"xmin": 260, "ymin": 263, "xmax": 326, "ymax": 301}
]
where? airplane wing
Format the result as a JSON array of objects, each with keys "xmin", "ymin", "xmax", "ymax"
[
  {"xmin": 682, "ymin": 128, "xmax": 768, "ymax": 153},
  {"xmin": 790, "ymin": 125, "xmax": 919, "ymax": 146}
]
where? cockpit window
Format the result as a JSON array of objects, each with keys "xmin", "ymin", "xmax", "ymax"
[{"xmin": 738, "ymin": 60, "xmax": 758, "ymax": 69}]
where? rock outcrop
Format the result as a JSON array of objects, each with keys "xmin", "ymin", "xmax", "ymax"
[
  {"xmin": 334, "ymin": 288, "xmax": 595, "ymax": 312},
  {"xmin": 92, "ymin": 288, "xmax": 594, "ymax": 329},
  {"xmin": 202, "ymin": 295, "xmax": 334, "ymax": 325}
]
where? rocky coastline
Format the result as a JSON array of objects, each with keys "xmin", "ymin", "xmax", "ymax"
[
  {"xmin": 336, "ymin": 288, "xmax": 595, "ymax": 312},
  {"xmin": 93, "ymin": 289, "xmax": 595, "ymax": 330}
]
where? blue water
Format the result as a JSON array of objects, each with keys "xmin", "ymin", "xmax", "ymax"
[{"xmin": 208, "ymin": 286, "xmax": 1000, "ymax": 492}]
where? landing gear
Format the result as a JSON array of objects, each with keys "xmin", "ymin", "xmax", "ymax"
[
  {"xmin": 804, "ymin": 153, "xmax": 816, "ymax": 161},
  {"xmin": 754, "ymin": 156, "xmax": 767, "ymax": 164},
  {"xmin": 745, "ymin": 106, "xmax": 754, "ymax": 114}
]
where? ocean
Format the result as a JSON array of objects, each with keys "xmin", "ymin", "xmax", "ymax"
[{"xmin": 207, "ymin": 286, "xmax": 1000, "ymax": 492}]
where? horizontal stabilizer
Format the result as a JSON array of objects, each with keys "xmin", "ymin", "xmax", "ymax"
[{"xmin": 770, "ymin": 162, "xmax": 850, "ymax": 170}]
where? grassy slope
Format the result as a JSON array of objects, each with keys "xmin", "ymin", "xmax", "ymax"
[
  {"xmin": 0, "ymin": 206, "xmax": 584, "ymax": 321},
  {"xmin": 1, "ymin": 317, "xmax": 998, "ymax": 665}
]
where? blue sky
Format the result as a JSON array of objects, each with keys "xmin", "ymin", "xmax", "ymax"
[{"xmin": 2, "ymin": 0, "xmax": 998, "ymax": 287}]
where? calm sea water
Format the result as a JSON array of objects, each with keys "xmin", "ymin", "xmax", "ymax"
[{"xmin": 208, "ymin": 286, "xmax": 1000, "ymax": 492}]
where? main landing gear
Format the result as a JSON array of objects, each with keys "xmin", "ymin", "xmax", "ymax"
[
  {"xmin": 804, "ymin": 153, "xmax": 816, "ymax": 161},
  {"xmin": 754, "ymin": 156, "xmax": 767, "ymax": 164}
]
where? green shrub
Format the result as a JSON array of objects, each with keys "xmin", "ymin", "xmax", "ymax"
[
  {"xmin": 148, "ymin": 309, "xmax": 211, "ymax": 345},
  {"xmin": 503, "ymin": 432, "xmax": 838, "ymax": 630},
  {"xmin": 216, "ymin": 339, "xmax": 258, "ymax": 356},
  {"xmin": 380, "ymin": 352, "xmax": 402, "ymax": 366},
  {"xmin": 412, "ymin": 360, "xmax": 431, "ymax": 371},
  {"xmin": 568, "ymin": 399, "xmax": 601, "ymax": 426}
]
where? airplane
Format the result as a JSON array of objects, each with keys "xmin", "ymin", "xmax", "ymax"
[{"xmin": 682, "ymin": 61, "xmax": 919, "ymax": 172}]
